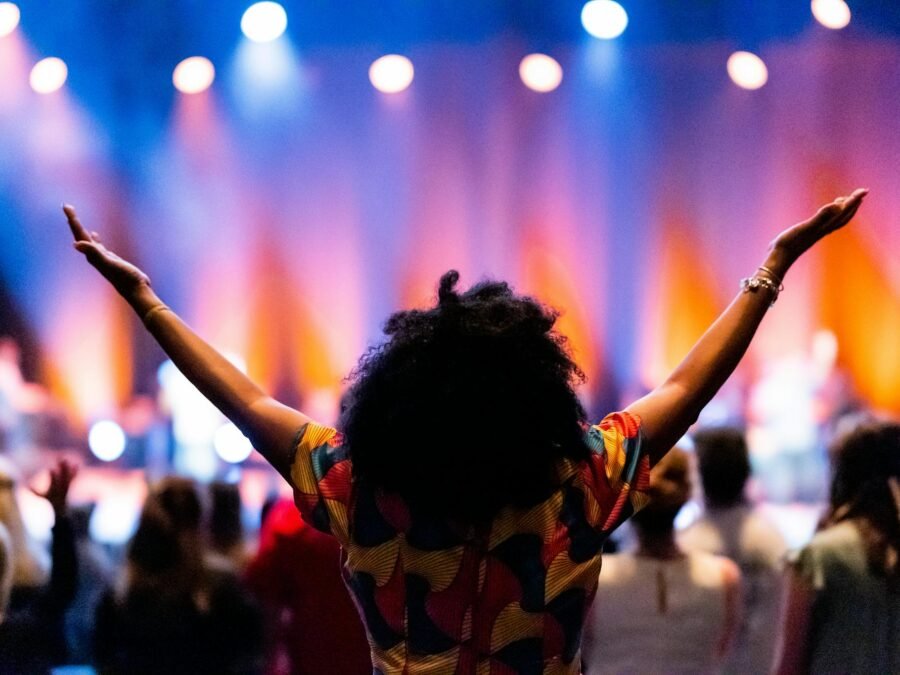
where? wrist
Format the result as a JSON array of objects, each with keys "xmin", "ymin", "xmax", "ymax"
[
  {"xmin": 761, "ymin": 244, "xmax": 794, "ymax": 282},
  {"xmin": 126, "ymin": 282, "xmax": 162, "ymax": 316}
]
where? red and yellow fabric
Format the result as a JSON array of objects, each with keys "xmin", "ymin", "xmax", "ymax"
[{"xmin": 290, "ymin": 411, "xmax": 650, "ymax": 674}]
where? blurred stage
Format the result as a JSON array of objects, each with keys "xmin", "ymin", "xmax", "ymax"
[{"xmin": 1, "ymin": 0, "xmax": 899, "ymax": 548}]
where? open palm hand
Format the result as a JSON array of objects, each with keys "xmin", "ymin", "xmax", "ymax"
[
  {"xmin": 64, "ymin": 204, "xmax": 151, "ymax": 298},
  {"xmin": 771, "ymin": 188, "xmax": 867, "ymax": 264}
]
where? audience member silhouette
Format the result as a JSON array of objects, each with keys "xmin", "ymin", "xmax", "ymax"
[
  {"xmin": 0, "ymin": 458, "xmax": 78, "ymax": 674},
  {"xmin": 775, "ymin": 417, "xmax": 900, "ymax": 674},
  {"xmin": 681, "ymin": 427, "xmax": 786, "ymax": 673},
  {"xmin": 583, "ymin": 448, "xmax": 742, "ymax": 674},
  {"xmin": 94, "ymin": 477, "xmax": 264, "ymax": 675},
  {"xmin": 245, "ymin": 498, "xmax": 371, "ymax": 675}
]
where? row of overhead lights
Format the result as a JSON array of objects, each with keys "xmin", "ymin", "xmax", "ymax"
[{"xmin": 1, "ymin": 0, "xmax": 855, "ymax": 96}]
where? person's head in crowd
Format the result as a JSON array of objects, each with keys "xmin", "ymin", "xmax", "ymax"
[
  {"xmin": 631, "ymin": 447, "xmax": 692, "ymax": 540},
  {"xmin": 0, "ymin": 459, "xmax": 48, "ymax": 588},
  {"xmin": 340, "ymin": 270, "xmax": 591, "ymax": 524},
  {"xmin": 152, "ymin": 476, "xmax": 202, "ymax": 534},
  {"xmin": 692, "ymin": 427, "xmax": 751, "ymax": 509},
  {"xmin": 209, "ymin": 481, "xmax": 243, "ymax": 554},
  {"xmin": 125, "ymin": 476, "xmax": 203, "ymax": 592},
  {"xmin": 825, "ymin": 416, "xmax": 900, "ymax": 579}
]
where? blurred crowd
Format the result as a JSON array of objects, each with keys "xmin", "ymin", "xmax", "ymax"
[
  {"xmin": 0, "ymin": 336, "xmax": 897, "ymax": 674},
  {"xmin": 0, "ymin": 462, "xmax": 371, "ymax": 675},
  {"xmin": 3, "ymin": 416, "xmax": 897, "ymax": 674}
]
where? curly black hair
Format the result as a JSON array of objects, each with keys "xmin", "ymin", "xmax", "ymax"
[{"xmin": 340, "ymin": 270, "xmax": 591, "ymax": 524}]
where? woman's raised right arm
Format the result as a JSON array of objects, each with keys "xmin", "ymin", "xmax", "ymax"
[
  {"xmin": 65, "ymin": 206, "xmax": 308, "ymax": 482},
  {"xmin": 627, "ymin": 189, "xmax": 867, "ymax": 464}
]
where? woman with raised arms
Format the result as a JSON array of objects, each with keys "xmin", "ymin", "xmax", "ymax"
[{"xmin": 64, "ymin": 188, "xmax": 866, "ymax": 674}]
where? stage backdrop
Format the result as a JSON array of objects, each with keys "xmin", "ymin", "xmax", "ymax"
[{"xmin": 1, "ymin": 24, "xmax": 898, "ymax": 424}]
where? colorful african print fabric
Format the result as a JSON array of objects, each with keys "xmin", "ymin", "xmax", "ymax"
[{"xmin": 290, "ymin": 411, "xmax": 650, "ymax": 675}]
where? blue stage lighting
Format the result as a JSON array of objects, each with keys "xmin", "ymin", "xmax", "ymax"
[
  {"xmin": 369, "ymin": 55, "xmax": 414, "ymax": 94},
  {"xmin": 0, "ymin": 2, "xmax": 19, "ymax": 37},
  {"xmin": 241, "ymin": 2, "xmax": 287, "ymax": 43},
  {"xmin": 812, "ymin": 0, "xmax": 851, "ymax": 30},
  {"xmin": 172, "ymin": 56, "xmax": 215, "ymax": 94},
  {"xmin": 727, "ymin": 51, "xmax": 768, "ymax": 90},
  {"xmin": 519, "ymin": 54, "xmax": 563, "ymax": 93},
  {"xmin": 30, "ymin": 57, "xmax": 68, "ymax": 94},
  {"xmin": 581, "ymin": 1, "xmax": 628, "ymax": 40}
]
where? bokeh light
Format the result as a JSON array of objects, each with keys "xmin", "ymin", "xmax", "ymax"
[
  {"xmin": 173, "ymin": 56, "xmax": 215, "ymax": 94},
  {"xmin": 240, "ymin": 2, "xmax": 288, "ymax": 43},
  {"xmin": 368, "ymin": 54, "xmax": 414, "ymax": 94},
  {"xmin": 811, "ymin": 0, "xmax": 851, "ymax": 30},
  {"xmin": 0, "ymin": 2, "xmax": 20, "ymax": 37},
  {"xmin": 88, "ymin": 420, "xmax": 127, "ymax": 462},
  {"xmin": 214, "ymin": 423, "xmax": 254, "ymax": 463},
  {"xmin": 727, "ymin": 51, "xmax": 768, "ymax": 90},
  {"xmin": 519, "ymin": 54, "xmax": 564, "ymax": 93},
  {"xmin": 581, "ymin": 0, "xmax": 629, "ymax": 40},
  {"xmin": 29, "ymin": 57, "xmax": 68, "ymax": 94}
]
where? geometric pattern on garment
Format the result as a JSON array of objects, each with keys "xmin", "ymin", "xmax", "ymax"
[{"xmin": 290, "ymin": 411, "xmax": 650, "ymax": 674}]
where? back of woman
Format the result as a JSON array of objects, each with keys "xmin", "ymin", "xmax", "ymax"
[
  {"xmin": 777, "ymin": 418, "xmax": 900, "ymax": 675},
  {"xmin": 791, "ymin": 520, "xmax": 900, "ymax": 674},
  {"xmin": 291, "ymin": 412, "xmax": 649, "ymax": 674},
  {"xmin": 63, "ymin": 191, "xmax": 870, "ymax": 674},
  {"xmin": 279, "ymin": 273, "xmax": 653, "ymax": 673}
]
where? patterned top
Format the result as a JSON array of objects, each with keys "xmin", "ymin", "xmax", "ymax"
[{"xmin": 290, "ymin": 411, "xmax": 650, "ymax": 675}]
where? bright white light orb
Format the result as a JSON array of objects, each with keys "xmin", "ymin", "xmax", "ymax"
[
  {"xmin": 811, "ymin": 0, "xmax": 851, "ymax": 30},
  {"xmin": 29, "ymin": 57, "xmax": 68, "ymax": 94},
  {"xmin": 173, "ymin": 56, "xmax": 215, "ymax": 94},
  {"xmin": 241, "ymin": 2, "xmax": 287, "ymax": 43},
  {"xmin": 89, "ymin": 420, "xmax": 127, "ymax": 462},
  {"xmin": 519, "ymin": 54, "xmax": 564, "ymax": 93},
  {"xmin": 214, "ymin": 423, "xmax": 254, "ymax": 464},
  {"xmin": 581, "ymin": 0, "xmax": 629, "ymax": 40},
  {"xmin": 0, "ymin": 2, "xmax": 20, "ymax": 37},
  {"xmin": 369, "ymin": 55, "xmax": 414, "ymax": 94},
  {"xmin": 91, "ymin": 497, "xmax": 140, "ymax": 544},
  {"xmin": 727, "ymin": 51, "xmax": 768, "ymax": 90}
]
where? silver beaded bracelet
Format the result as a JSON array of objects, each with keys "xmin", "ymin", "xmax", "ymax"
[{"xmin": 740, "ymin": 275, "xmax": 782, "ymax": 305}]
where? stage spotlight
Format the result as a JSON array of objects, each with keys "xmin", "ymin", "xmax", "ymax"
[
  {"xmin": 88, "ymin": 420, "xmax": 127, "ymax": 462},
  {"xmin": 173, "ymin": 56, "xmax": 215, "ymax": 94},
  {"xmin": 519, "ymin": 54, "xmax": 563, "ymax": 93},
  {"xmin": 581, "ymin": 0, "xmax": 629, "ymax": 40},
  {"xmin": 0, "ymin": 2, "xmax": 20, "ymax": 37},
  {"xmin": 214, "ymin": 423, "xmax": 254, "ymax": 464},
  {"xmin": 811, "ymin": 0, "xmax": 851, "ymax": 30},
  {"xmin": 727, "ymin": 51, "xmax": 768, "ymax": 90},
  {"xmin": 29, "ymin": 57, "xmax": 68, "ymax": 94},
  {"xmin": 369, "ymin": 55, "xmax": 414, "ymax": 94},
  {"xmin": 241, "ymin": 2, "xmax": 287, "ymax": 43}
]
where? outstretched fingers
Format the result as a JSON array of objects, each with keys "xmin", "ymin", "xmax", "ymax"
[
  {"xmin": 808, "ymin": 189, "xmax": 867, "ymax": 230},
  {"xmin": 827, "ymin": 188, "xmax": 868, "ymax": 232},
  {"xmin": 63, "ymin": 204, "xmax": 94, "ymax": 243},
  {"xmin": 73, "ymin": 240, "xmax": 110, "ymax": 269}
]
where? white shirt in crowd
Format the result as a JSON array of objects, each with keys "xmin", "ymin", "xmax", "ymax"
[
  {"xmin": 679, "ymin": 505, "xmax": 786, "ymax": 674},
  {"xmin": 582, "ymin": 551, "xmax": 741, "ymax": 675}
]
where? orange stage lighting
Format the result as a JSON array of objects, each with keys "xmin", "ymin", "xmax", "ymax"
[
  {"xmin": 521, "ymin": 229, "xmax": 600, "ymax": 385},
  {"xmin": 817, "ymin": 225, "xmax": 900, "ymax": 412},
  {"xmin": 640, "ymin": 217, "xmax": 720, "ymax": 389}
]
